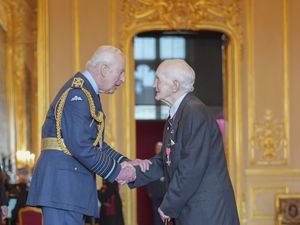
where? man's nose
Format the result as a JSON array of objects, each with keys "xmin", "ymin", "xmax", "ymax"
[
  {"xmin": 152, "ymin": 80, "xmax": 157, "ymax": 88},
  {"xmin": 117, "ymin": 74, "xmax": 125, "ymax": 85}
]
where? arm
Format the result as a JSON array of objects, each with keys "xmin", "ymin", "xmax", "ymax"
[
  {"xmin": 61, "ymin": 89, "xmax": 121, "ymax": 182},
  {"xmin": 101, "ymin": 142, "xmax": 128, "ymax": 163},
  {"xmin": 160, "ymin": 109, "xmax": 211, "ymax": 218},
  {"xmin": 101, "ymin": 142, "xmax": 151, "ymax": 174},
  {"xmin": 128, "ymin": 154, "xmax": 164, "ymax": 188}
]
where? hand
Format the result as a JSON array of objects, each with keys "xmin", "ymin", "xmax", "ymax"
[
  {"xmin": 128, "ymin": 159, "xmax": 152, "ymax": 172},
  {"xmin": 115, "ymin": 161, "xmax": 136, "ymax": 184},
  {"xmin": 1, "ymin": 205, "xmax": 7, "ymax": 220},
  {"xmin": 158, "ymin": 207, "xmax": 170, "ymax": 222}
]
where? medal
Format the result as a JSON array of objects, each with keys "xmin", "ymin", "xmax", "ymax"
[{"xmin": 166, "ymin": 147, "xmax": 171, "ymax": 166}]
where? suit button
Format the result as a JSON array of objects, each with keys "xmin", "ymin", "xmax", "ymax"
[{"xmin": 74, "ymin": 167, "xmax": 78, "ymax": 171}]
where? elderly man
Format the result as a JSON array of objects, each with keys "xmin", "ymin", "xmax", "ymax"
[
  {"xmin": 27, "ymin": 45, "xmax": 150, "ymax": 225},
  {"xmin": 129, "ymin": 59, "xmax": 240, "ymax": 225}
]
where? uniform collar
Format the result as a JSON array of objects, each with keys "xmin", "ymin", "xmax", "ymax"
[{"xmin": 82, "ymin": 70, "xmax": 99, "ymax": 94}]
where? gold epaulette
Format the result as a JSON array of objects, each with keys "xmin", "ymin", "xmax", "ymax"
[{"xmin": 55, "ymin": 77, "xmax": 104, "ymax": 156}]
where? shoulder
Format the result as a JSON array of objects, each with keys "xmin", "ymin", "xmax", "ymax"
[
  {"xmin": 62, "ymin": 88, "xmax": 91, "ymax": 115},
  {"xmin": 66, "ymin": 88, "xmax": 88, "ymax": 101},
  {"xmin": 183, "ymin": 95, "xmax": 209, "ymax": 121}
]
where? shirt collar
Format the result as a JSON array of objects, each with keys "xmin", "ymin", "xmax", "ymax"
[
  {"xmin": 82, "ymin": 70, "xmax": 99, "ymax": 94},
  {"xmin": 169, "ymin": 93, "xmax": 188, "ymax": 118}
]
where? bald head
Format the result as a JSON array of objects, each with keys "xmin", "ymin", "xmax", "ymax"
[
  {"xmin": 157, "ymin": 59, "xmax": 195, "ymax": 93},
  {"xmin": 153, "ymin": 59, "xmax": 195, "ymax": 105}
]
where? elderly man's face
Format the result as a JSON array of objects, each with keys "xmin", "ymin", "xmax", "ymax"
[
  {"xmin": 153, "ymin": 65, "xmax": 174, "ymax": 104},
  {"xmin": 98, "ymin": 54, "xmax": 125, "ymax": 94}
]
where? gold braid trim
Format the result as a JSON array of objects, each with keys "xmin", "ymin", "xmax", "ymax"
[
  {"xmin": 55, "ymin": 77, "xmax": 105, "ymax": 156},
  {"xmin": 56, "ymin": 88, "xmax": 72, "ymax": 155},
  {"xmin": 81, "ymin": 87, "xmax": 104, "ymax": 146}
]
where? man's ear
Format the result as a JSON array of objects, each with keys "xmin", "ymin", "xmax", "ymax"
[
  {"xmin": 100, "ymin": 64, "xmax": 110, "ymax": 77},
  {"xmin": 173, "ymin": 80, "xmax": 180, "ymax": 92}
]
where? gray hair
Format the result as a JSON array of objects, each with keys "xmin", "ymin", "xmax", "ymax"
[
  {"xmin": 86, "ymin": 45, "xmax": 124, "ymax": 70},
  {"xmin": 160, "ymin": 59, "xmax": 195, "ymax": 92}
]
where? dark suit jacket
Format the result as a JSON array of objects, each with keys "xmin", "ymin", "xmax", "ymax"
[
  {"xmin": 129, "ymin": 93, "xmax": 240, "ymax": 225},
  {"xmin": 27, "ymin": 73, "xmax": 127, "ymax": 217}
]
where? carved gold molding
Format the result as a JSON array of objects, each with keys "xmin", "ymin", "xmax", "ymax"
[
  {"xmin": 120, "ymin": 0, "xmax": 243, "ymax": 224},
  {"xmin": 0, "ymin": 0, "xmax": 37, "ymax": 168},
  {"xmin": 0, "ymin": 1, "xmax": 9, "ymax": 30},
  {"xmin": 250, "ymin": 185, "xmax": 288, "ymax": 220},
  {"xmin": 73, "ymin": 0, "xmax": 80, "ymax": 71},
  {"xmin": 121, "ymin": 0, "xmax": 242, "ymax": 37},
  {"xmin": 37, "ymin": 0, "xmax": 50, "ymax": 158},
  {"xmin": 246, "ymin": 169, "xmax": 300, "ymax": 176},
  {"xmin": 248, "ymin": 0, "xmax": 290, "ymax": 167},
  {"xmin": 109, "ymin": 0, "xmax": 118, "ymax": 154},
  {"xmin": 0, "ymin": 0, "xmax": 15, "ymax": 171},
  {"xmin": 250, "ymin": 110, "xmax": 287, "ymax": 165}
]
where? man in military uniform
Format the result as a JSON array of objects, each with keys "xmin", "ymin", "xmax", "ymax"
[{"xmin": 27, "ymin": 45, "xmax": 150, "ymax": 225}]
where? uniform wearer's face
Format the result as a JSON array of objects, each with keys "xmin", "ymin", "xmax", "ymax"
[
  {"xmin": 99, "ymin": 54, "xmax": 125, "ymax": 94},
  {"xmin": 153, "ymin": 65, "xmax": 174, "ymax": 104}
]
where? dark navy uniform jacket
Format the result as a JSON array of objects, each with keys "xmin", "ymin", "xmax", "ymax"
[{"xmin": 27, "ymin": 72, "xmax": 127, "ymax": 217}]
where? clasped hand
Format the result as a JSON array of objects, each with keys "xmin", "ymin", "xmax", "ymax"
[
  {"xmin": 115, "ymin": 159, "xmax": 152, "ymax": 184},
  {"xmin": 115, "ymin": 161, "xmax": 136, "ymax": 184}
]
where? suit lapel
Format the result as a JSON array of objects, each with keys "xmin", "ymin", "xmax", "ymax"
[
  {"xmin": 162, "ymin": 93, "xmax": 193, "ymax": 167},
  {"xmin": 171, "ymin": 93, "xmax": 193, "ymax": 135}
]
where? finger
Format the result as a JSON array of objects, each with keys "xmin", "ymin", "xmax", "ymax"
[
  {"xmin": 145, "ymin": 161, "xmax": 150, "ymax": 171},
  {"xmin": 144, "ymin": 162, "xmax": 149, "ymax": 171},
  {"xmin": 144, "ymin": 160, "xmax": 152, "ymax": 171},
  {"xmin": 140, "ymin": 164, "xmax": 146, "ymax": 173}
]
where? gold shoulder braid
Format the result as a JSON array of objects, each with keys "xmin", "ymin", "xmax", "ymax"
[{"xmin": 55, "ymin": 77, "xmax": 104, "ymax": 156}]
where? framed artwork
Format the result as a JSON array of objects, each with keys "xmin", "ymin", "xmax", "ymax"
[{"xmin": 275, "ymin": 194, "xmax": 300, "ymax": 225}]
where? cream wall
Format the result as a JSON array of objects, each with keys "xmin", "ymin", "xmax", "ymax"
[{"xmin": 39, "ymin": 0, "xmax": 300, "ymax": 225}]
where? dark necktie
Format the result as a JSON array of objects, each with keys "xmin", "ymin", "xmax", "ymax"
[{"xmin": 167, "ymin": 116, "xmax": 174, "ymax": 131}]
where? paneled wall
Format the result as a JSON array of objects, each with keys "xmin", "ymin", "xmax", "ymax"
[
  {"xmin": 0, "ymin": 0, "xmax": 37, "ymax": 171},
  {"xmin": 35, "ymin": 0, "xmax": 300, "ymax": 225},
  {"xmin": 242, "ymin": 0, "xmax": 300, "ymax": 224}
]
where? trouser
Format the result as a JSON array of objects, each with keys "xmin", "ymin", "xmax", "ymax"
[{"xmin": 42, "ymin": 207, "xmax": 85, "ymax": 225}]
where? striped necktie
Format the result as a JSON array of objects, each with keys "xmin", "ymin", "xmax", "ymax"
[{"xmin": 167, "ymin": 116, "xmax": 174, "ymax": 131}]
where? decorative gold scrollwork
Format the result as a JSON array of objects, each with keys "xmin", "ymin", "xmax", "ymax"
[
  {"xmin": 251, "ymin": 110, "xmax": 287, "ymax": 164},
  {"xmin": 121, "ymin": 0, "xmax": 242, "ymax": 38}
]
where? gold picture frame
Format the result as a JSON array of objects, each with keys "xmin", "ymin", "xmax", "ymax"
[{"xmin": 275, "ymin": 194, "xmax": 300, "ymax": 225}]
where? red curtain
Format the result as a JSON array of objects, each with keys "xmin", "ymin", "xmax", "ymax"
[{"xmin": 136, "ymin": 120, "xmax": 165, "ymax": 225}]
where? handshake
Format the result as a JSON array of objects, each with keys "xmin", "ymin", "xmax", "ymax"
[{"xmin": 115, "ymin": 159, "xmax": 152, "ymax": 184}]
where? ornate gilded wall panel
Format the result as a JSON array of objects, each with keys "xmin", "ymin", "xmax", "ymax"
[
  {"xmin": 120, "ymin": 0, "xmax": 243, "ymax": 224},
  {"xmin": 0, "ymin": 0, "xmax": 37, "ymax": 170},
  {"xmin": 247, "ymin": 0, "xmax": 290, "ymax": 167},
  {"xmin": 250, "ymin": 110, "xmax": 288, "ymax": 165},
  {"xmin": 0, "ymin": 0, "xmax": 15, "ymax": 173}
]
